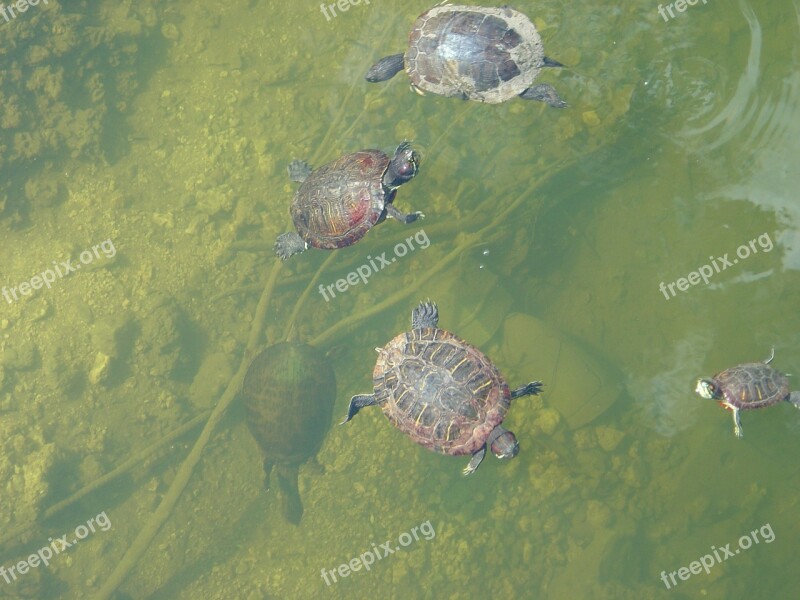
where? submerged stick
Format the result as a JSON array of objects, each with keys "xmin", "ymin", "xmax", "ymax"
[
  {"xmin": 282, "ymin": 251, "xmax": 338, "ymax": 341},
  {"xmin": 94, "ymin": 259, "xmax": 283, "ymax": 600},
  {"xmin": 93, "ymin": 152, "xmax": 558, "ymax": 598},
  {"xmin": 94, "ymin": 11, "xmax": 406, "ymax": 595},
  {"xmin": 95, "ymin": 16, "xmax": 560, "ymax": 595},
  {"xmin": 0, "ymin": 410, "xmax": 209, "ymax": 552},
  {"xmin": 311, "ymin": 169, "xmax": 552, "ymax": 348}
]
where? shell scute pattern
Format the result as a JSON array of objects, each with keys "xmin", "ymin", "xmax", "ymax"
[
  {"xmin": 718, "ymin": 363, "xmax": 789, "ymax": 409},
  {"xmin": 292, "ymin": 151, "xmax": 386, "ymax": 249},
  {"xmin": 242, "ymin": 343, "xmax": 335, "ymax": 465},
  {"xmin": 373, "ymin": 328, "xmax": 509, "ymax": 455},
  {"xmin": 406, "ymin": 6, "xmax": 544, "ymax": 102}
]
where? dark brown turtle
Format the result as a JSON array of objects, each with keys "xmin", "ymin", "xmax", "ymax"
[
  {"xmin": 242, "ymin": 342, "xmax": 336, "ymax": 523},
  {"xmin": 695, "ymin": 348, "xmax": 800, "ymax": 438},
  {"xmin": 342, "ymin": 301, "xmax": 542, "ymax": 475},
  {"xmin": 366, "ymin": 5, "xmax": 566, "ymax": 107},
  {"xmin": 274, "ymin": 143, "xmax": 423, "ymax": 260}
]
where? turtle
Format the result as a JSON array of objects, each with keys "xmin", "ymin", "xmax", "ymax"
[
  {"xmin": 365, "ymin": 4, "xmax": 567, "ymax": 107},
  {"xmin": 342, "ymin": 301, "xmax": 543, "ymax": 475},
  {"xmin": 274, "ymin": 142, "xmax": 423, "ymax": 260},
  {"xmin": 242, "ymin": 342, "xmax": 336, "ymax": 523},
  {"xmin": 695, "ymin": 348, "xmax": 800, "ymax": 438}
]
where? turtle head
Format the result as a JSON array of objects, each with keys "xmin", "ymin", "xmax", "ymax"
[
  {"xmin": 489, "ymin": 429, "xmax": 519, "ymax": 461},
  {"xmin": 695, "ymin": 378, "xmax": 722, "ymax": 400},
  {"xmin": 384, "ymin": 142, "xmax": 419, "ymax": 188}
]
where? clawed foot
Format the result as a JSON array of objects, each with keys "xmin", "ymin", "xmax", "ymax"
[
  {"xmin": 520, "ymin": 83, "xmax": 567, "ymax": 108},
  {"xmin": 287, "ymin": 159, "xmax": 312, "ymax": 183},
  {"xmin": 511, "ymin": 381, "xmax": 543, "ymax": 399},
  {"xmin": 274, "ymin": 232, "xmax": 308, "ymax": 260}
]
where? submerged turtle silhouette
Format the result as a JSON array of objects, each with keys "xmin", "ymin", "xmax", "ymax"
[{"xmin": 242, "ymin": 342, "xmax": 335, "ymax": 523}]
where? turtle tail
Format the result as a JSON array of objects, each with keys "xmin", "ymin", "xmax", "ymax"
[{"xmin": 274, "ymin": 464, "xmax": 303, "ymax": 525}]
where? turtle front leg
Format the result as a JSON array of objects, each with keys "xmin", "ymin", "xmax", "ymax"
[
  {"xmin": 287, "ymin": 159, "xmax": 312, "ymax": 183},
  {"xmin": 274, "ymin": 232, "xmax": 308, "ymax": 260},
  {"xmin": 511, "ymin": 381, "xmax": 543, "ymax": 399},
  {"xmin": 463, "ymin": 446, "xmax": 486, "ymax": 476},
  {"xmin": 341, "ymin": 394, "xmax": 379, "ymax": 424},
  {"xmin": 385, "ymin": 204, "xmax": 424, "ymax": 224},
  {"xmin": 732, "ymin": 407, "xmax": 744, "ymax": 438}
]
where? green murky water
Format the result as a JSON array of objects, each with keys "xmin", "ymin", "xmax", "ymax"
[{"xmin": 1, "ymin": 1, "xmax": 799, "ymax": 598}]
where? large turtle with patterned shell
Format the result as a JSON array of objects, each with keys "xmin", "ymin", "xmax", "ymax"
[
  {"xmin": 274, "ymin": 143, "xmax": 422, "ymax": 260},
  {"xmin": 695, "ymin": 348, "xmax": 800, "ymax": 438},
  {"xmin": 342, "ymin": 301, "xmax": 543, "ymax": 475},
  {"xmin": 365, "ymin": 4, "xmax": 567, "ymax": 107}
]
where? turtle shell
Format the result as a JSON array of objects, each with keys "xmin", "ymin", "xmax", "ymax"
[
  {"xmin": 373, "ymin": 326, "xmax": 511, "ymax": 456},
  {"xmin": 242, "ymin": 342, "xmax": 336, "ymax": 464},
  {"xmin": 405, "ymin": 5, "xmax": 546, "ymax": 104},
  {"xmin": 714, "ymin": 362, "xmax": 790, "ymax": 410},
  {"xmin": 291, "ymin": 150, "xmax": 390, "ymax": 249}
]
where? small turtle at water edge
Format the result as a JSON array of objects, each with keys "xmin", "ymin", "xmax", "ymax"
[
  {"xmin": 695, "ymin": 348, "xmax": 800, "ymax": 438},
  {"xmin": 342, "ymin": 301, "xmax": 543, "ymax": 475},
  {"xmin": 365, "ymin": 4, "xmax": 567, "ymax": 107},
  {"xmin": 274, "ymin": 142, "xmax": 423, "ymax": 260},
  {"xmin": 242, "ymin": 342, "xmax": 336, "ymax": 523}
]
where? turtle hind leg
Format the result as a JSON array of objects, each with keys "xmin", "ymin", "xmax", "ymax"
[
  {"xmin": 341, "ymin": 394, "xmax": 378, "ymax": 424},
  {"xmin": 732, "ymin": 407, "xmax": 744, "ymax": 438},
  {"xmin": 274, "ymin": 465, "xmax": 303, "ymax": 525},
  {"xmin": 463, "ymin": 446, "xmax": 486, "ymax": 476},
  {"xmin": 788, "ymin": 391, "xmax": 800, "ymax": 409},
  {"xmin": 287, "ymin": 160, "xmax": 312, "ymax": 183},
  {"xmin": 543, "ymin": 56, "xmax": 564, "ymax": 68},
  {"xmin": 519, "ymin": 83, "xmax": 567, "ymax": 108},
  {"xmin": 411, "ymin": 301, "xmax": 438, "ymax": 329},
  {"xmin": 511, "ymin": 381, "xmax": 544, "ymax": 399},
  {"xmin": 365, "ymin": 53, "xmax": 404, "ymax": 82},
  {"xmin": 274, "ymin": 232, "xmax": 308, "ymax": 260}
]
